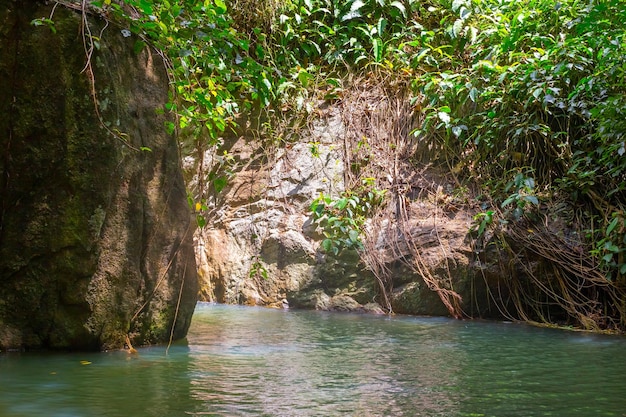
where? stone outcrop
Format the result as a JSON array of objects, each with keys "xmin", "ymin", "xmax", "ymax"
[
  {"xmin": 191, "ymin": 109, "xmax": 346, "ymax": 308},
  {"xmin": 190, "ymin": 78, "xmax": 594, "ymax": 329},
  {"xmin": 191, "ymin": 97, "xmax": 500, "ymax": 318},
  {"xmin": 0, "ymin": 2, "xmax": 197, "ymax": 350}
]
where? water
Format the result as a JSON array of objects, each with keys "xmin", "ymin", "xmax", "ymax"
[{"xmin": 1, "ymin": 303, "xmax": 626, "ymax": 417}]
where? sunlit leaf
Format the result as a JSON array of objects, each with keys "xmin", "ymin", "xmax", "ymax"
[
  {"xmin": 469, "ymin": 87, "xmax": 479, "ymax": 102},
  {"xmin": 438, "ymin": 111, "xmax": 451, "ymax": 125},
  {"xmin": 350, "ymin": 0, "xmax": 365, "ymax": 12},
  {"xmin": 373, "ymin": 38, "xmax": 382, "ymax": 62},
  {"xmin": 214, "ymin": 0, "xmax": 227, "ymax": 13},
  {"xmin": 390, "ymin": 1, "xmax": 406, "ymax": 18}
]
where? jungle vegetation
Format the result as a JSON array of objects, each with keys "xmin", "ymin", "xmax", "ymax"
[{"xmin": 55, "ymin": 0, "xmax": 626, "ymax": 331}]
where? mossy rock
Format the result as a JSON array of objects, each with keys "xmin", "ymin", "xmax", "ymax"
[{"xmin": 0, "ymin": 2, "xmax": 197, "ymax": 351}]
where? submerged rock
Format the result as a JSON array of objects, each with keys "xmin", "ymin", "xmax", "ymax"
[{"xmin": 0, "ymin": 2, "xmax": 197, "ymax": 350}]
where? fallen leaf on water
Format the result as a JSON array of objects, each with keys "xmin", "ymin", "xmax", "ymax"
[{"xmin": 80, "ymin": 360, "xmax": 92, "ymax": 365}]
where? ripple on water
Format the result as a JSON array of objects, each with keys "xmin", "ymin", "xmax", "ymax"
[{"xmin": 2, "ymin": 303, "xmax": 626, "ymax": 416}]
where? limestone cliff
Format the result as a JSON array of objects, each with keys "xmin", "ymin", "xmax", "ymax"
[
  {"xmin": 0, "ymin": 2, "xmax": 197, "ymax": 350},
  {"xmin": 190, "ymin": 85, "xmax": 503, "ymax": 319}
]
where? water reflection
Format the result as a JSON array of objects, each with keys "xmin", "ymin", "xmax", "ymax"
[
  {"xmin": 2, "ymin": 303, "xmax": 626, "ymax": 416},
  {"xmin": 456, "ymin": 324, "xmax": 626, "ymax": 416},
  {"xmin": 186, "ymin": 305, "xmax": 464, "ymax": 416},
  {"xmin": 0, "ymin": 343, "xmax": 198, "ymax": 417}
]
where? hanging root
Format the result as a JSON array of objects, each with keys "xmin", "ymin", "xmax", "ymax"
[
  {"xmin": 339, "ymin": 76, "xmax": 463, "ymax": 317},
  {"xmin": 361, "ymin": 216, "xmax": 394, "ymax": 313},
  {"xmin": 504, "ymin": 216, "xmax": 625, "ymax": 331}
]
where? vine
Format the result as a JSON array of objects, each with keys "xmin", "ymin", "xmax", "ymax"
[
  {"xmin": 28, "ymin": 0, "xmax": 626, "ymax": 330},
  {"xmin": 32, "ymin": 1, "xmax": 146, "ymax": 151}
]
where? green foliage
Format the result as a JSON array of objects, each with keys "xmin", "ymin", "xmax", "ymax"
[
  {"xmin": 501, "ymin": 171, "xmax": 539, "ymax": 221},
  {"xmin": 81, "ymin": 0, "xmax": 625, "ymax": 282},
  {"xmin": 30, "ymin": 17, "xmax": 57, "ymax": 33},
  {"xmin": 590, "ymin": 211, "xmax": 626, "ymax": 280},
  {"xmin": 270, "ymin": 0, "xmax": 446, "ymax": 69},
  {"xmin": 310, "ymin": 181, "xmax": 386, "ymax": 254},
  {"xmin": 404, "ymin": 0, "xmax": 626, "ymax": 280},
  {"xmin": 94, "ymin": 0, "xmax": 271, "ymax": 142},
  {"xmin": 471, "ymin": 209, "xmax": 494, "ymax": 238},
  {"xmin": 249, "ymin": 257, "xmax": 269, "ymax": 280}
]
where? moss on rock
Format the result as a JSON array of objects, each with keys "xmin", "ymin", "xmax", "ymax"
[{"xmin": 0, "ymin": 2, "xmax": 197, "ymax": 351}]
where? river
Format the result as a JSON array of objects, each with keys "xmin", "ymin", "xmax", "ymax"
[{"xmin": 1, "ymin": 302, "xmax": 625, "ymax": 416}]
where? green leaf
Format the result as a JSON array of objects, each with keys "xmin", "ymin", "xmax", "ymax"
[
  {"xmin": 451, "ymin": 125, "xmax": 467, "ymax": 137},
  {"xmin": 322, "ymin": 239, "xmax": 334, "ymax": 253},
  {"xmin": 459, "ymin": 6, "xmax": 471, "ymax": 20},
  {"xmin": 438, "ymin": 111, "xmax": 451, "ymax": 125},
  {"xmin": 524, "ymin": 177, "xmax": 535, "ymax": 190},
  {"xmin": 604, "ymin": 241, "xmax": 620, "ymax": 253},
  {"xmin": 213, "ymin": 176, "xmax": 228, "ymax": 193},
  {"xmin": 137, "ymin": 0, "xmax": 153, "ymax": 14},
  {"xmin": 523, "ymin": 195, "xmax": 538, "ymax": 205},
  {"xmin": 390, "ymin": 1, "xmax": 406, "ymax": 18},
  {"xmin": 262, "ymin": 77, "xmax": 272, "ymax": 93},
  {"xmin": 606, "ymin": 217, "xmax": 620, "ymax": 235},
  {"xmin": 452, "ymin": 19, "xmax": 464, "ymax": 38},
  {"xmin": 373, "ymin": 38, "xmax": 382, "ymax": 62},
  {"xmin": 31, "ymin": 18, "xmax": 56, "ymax": 33},
  {"xmin": 377, "ymin": 18, "xmax": 387, "ymax": 37},
  {"xmin": 214, "ymin": 0, "xmax": 227, "ymax": 13},
  {"xmin": 341, "ymin": 10, "xmax": 362, "ymax": 21},
  {"xmin": 196, "ymin": 214, "xmax": 207, "ymax": 228},
  {"xmin": 350, "ymin": 0, "xmax": 365, "ymax": 12},
  {"xmin": 452, "ymin": 0, "xmax": 466, "ymax": 12},
  {"xmin": 297, "ymin": 70, "xmax": 313, "ymax": 88},
  {"xmin": 469, "ymin": 87, "xmax": 479, "ymax": 102},
  {"xmin": 501, "ymin": 195, "xmax": 517, "ymax": 208},
  {"xmin": 334, "ymin": 198, "xmax": 348, "ymax": 210},
  {"xmin": 477, "ymin": 220, "xmax": 487, "ymax": 236}
]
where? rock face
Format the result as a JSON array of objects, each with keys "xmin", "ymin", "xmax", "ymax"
[
  {"xmin": 0, "ymin": 3, "xmax": 197, "ymax": 350},
  {"xmin": 188, "ymin": 82, "xmax": 608, "ymax": 329},
  {"xmin": 192, "ymin": 94, "xmax": 500, "ymax": 319},
  {"xmin": 192, "ymin": 109, "xmax": 347, "ymax": 308}
]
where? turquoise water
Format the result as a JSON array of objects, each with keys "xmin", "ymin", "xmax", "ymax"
[{"xmin": 1, "ymin": 302, "xmax": 626, "ymax": 416}]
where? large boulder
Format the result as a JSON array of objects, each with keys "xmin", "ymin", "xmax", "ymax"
[{"xmin": 0, "ymin": 2, "xmax": 197, "ymax": 350}]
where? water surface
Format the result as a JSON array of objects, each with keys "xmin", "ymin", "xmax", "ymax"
[{"xmin": 1, "ymin": 302, "xmax": 626, "ymax": 416}]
